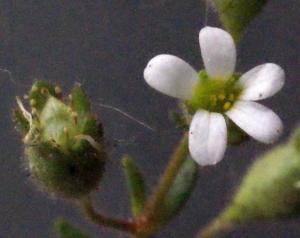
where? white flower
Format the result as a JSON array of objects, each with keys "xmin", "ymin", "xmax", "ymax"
[{"xmin": 143, "ymin": 26, "xmax": 285, "ymax": 166}]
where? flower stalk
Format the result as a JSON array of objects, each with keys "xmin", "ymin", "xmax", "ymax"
[
  {"xmin": 79, "ymin": 195, "xmax": 137, "ymax": 234},
  {"xmin": 135, "ymin": 133, "xmax": 190, "ymax": 235}
]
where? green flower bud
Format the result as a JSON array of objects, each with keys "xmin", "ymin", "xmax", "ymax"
[
  {"xmin": 211, "ymin": 0, "xmax": 269, "ymax": 43},
  {"xmin": 199, "ymin": 142, "xmax": 300, "ymax": 238},
  {"xmin": 14, "ymin": 81, "xmax": 106, "ymax": 198}
]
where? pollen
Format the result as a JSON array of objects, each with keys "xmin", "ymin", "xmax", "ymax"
[
  {"xmin": 31, "ymin": 86, "xmax": 38, "ymax": 93},
  {"xmin": 30, "ymin": 99, "xmax": 37, "ymax": 106},
  {"xmin": 55, "ymin": 87, "xmax": 62, "ymax": 95},
  {"xmin": 223, "ymin": 102, "xmax": 232, "ymax": 111},
  {"xmin": 229, "ymin": 94, "xmax": 235, "ymax": 101},
  {"xmin": 218, "ymin": 94, "xmax": 226, "ymax": 100},
  {"xmin": 41, "ymin": 88, "xmax": 49, "ymax": 95}
]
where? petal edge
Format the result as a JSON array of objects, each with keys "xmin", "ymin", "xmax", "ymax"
[
  {"xmin": 199, "ymin": 27, "xmax": 236, "ymax": 81},
  {"xmin": 238, "ymin": 63, "xmax": 285, "ymax": 101},
  {"xmin": 226, "ymin": 100, "xmax": 283, "ymax": 143},
  {"xmin": 189, "ymin": 109, "xmax": 227, "ymax": 166},
  {"xmin": 143, "ymin": 54, "xmax": 198, "ymax": 100}
]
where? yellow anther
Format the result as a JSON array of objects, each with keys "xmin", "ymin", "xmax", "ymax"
[
  {"xmin": 31, "ymin": 108, "xmax": 37, "ymax": 115},
  {"xmin": 55, "ymin": 86, "xmax": 62, "ymax": 94},
  {"xmin": 218, "ymin": 94, "xmax": 226, "ymax": 100},
  {"xmin": 41, "ymin": 88, "xmax": 49, "ymax": 95},
  {"xmin": 209, "ymin": 95, "xmax": 217, "ymax": 102},
  {"xmin": 229, "ymin": 94, "xmax": 235, "ymax": 101},
  {"xmin": 223, "ymin": 102, "xmax": 232, "ymax": 111},
  {"xmin": 30, "ymin": 99, "xmax": 36, "ymax": 106},
  {"xmin": 31, "ymin": 86, "xmax": 38, "ymax": 92}
]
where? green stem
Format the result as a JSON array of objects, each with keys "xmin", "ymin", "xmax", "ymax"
[
  {"xmin": 79, "ymin": 195, "xmax": 137, "ymax": 234},
  {"xmin": 137, "ymin": 133, "xmax": 189, "ymax": 234}
]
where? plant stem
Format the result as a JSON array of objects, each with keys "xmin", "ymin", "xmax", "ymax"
[
  {"xmin": 79, "ymin": 195, "xmax": 137, "ymax": 234},
  {"xmin": 136, "ymin": 133, "xmax": 189, "ymax": 234}
]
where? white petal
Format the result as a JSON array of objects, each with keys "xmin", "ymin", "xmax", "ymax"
[
  {"xmin": 143, "ymin": 54, "xmax": 199, "ymax": 100},
  {"xmin": 225, "ymin": 100, "xmax": 283, "ymax": 143},
  {"xmin": 238, "ymin": 63, "xmax": 285, "ymax": 101},
  {"xmin": 189, "ymin": 109, "xmax": 227, "ymax": 166},
  {"xmin": 199, "ymin": 27, "xmax": 236, "ymax": 80}
]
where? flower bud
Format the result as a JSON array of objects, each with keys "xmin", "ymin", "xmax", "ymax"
[
  {"xmin": 199, "ymin": 141, "xmax": 300, "ymax": 237},
  {"xmin": 14, "ymin": 81, "xmax": 106, "ymax": 198}
]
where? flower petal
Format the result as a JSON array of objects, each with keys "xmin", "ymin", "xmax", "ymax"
[
  {"xmin": 199, "ymin": 27, "xmax": 236, "ymax": 80},
  {"xmin": 143, "ymin": 54, "xmax": 198, "ymax": 100},
  {"xmin": 225, "ymin": 100, "xmax": 283, "ymax": 143},
  {"xmin": 189, "ymin": 109, "xmax": 227, "ymax": 166},
  {"xmin": 238, "ymin": 63, "xmax": 285, "ymax": 101}
]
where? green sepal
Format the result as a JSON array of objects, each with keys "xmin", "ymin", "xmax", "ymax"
[
  {"xmin": 226, "ymin": 118, "xmax": 250, "ymax": 146},
  {"xmin": 289, "ymin": 122, "xmax": 300, "ymax": 152},
  {"xmin": 211, "ymin": 0, "xmax": 268, "ymax": 43},
  {"xmin": 29, "ymin": 81, "xmax": 61, "ymax": 111},
  {"xmin": 122, "ymin": 156, "xmax": 146, "ymax": 217},
  {"xmin": 170, "ymin": 111, "xmax": 189, "ymax": 131},
  {"xmin": 70, "ymin": 85, "xmax": 91, "ymax": 116},
  {"xmin": 80, "ymin": 116, "xmax": 101, "ymax": 140},
  {"xmin": 159, "ymin": 155, "xmax": 199, "ymax": 224},
  {"xmin": 13, "ymin": 109, "xmax": 30, "ymax": 134},
  {"xmin": 55, "ymin": 220, "xmax": 93, "ymax": 238}
]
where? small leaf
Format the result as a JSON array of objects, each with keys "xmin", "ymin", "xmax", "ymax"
[
  {"xmin": 55, "ymin": 220, "xmax": 93, "ymax": 238},
  {"xmin": 122, "ymin": 156, "xmax": 146, "ymax": 217},
  {"xmin": 211, "ymin": 0, "xmax": 268, "ymax": 43},
  {"xmin": 160, "ymin": 155, "xmax": 199, "ymax": 224}
]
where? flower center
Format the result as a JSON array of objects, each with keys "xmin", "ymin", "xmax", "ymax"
[{"xmin": 187, "ymin": 70, "xmax": 243, "ymax": 114}]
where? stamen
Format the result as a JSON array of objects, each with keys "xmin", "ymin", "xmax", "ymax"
[
  {"xmin": 69, "ymin": 94, "xmax": 74, "ymax": 108},
  {"xmin": 223, "ymin": 102, "xmax": 231, "ymax": 111},
  {"xmin": 64, "ymin": 127, "xmax": 69, "ymax": 140},
  {"xmin": 218, "ymin": 94, "xmax": 226, "ymax": 100},
  {"xmin": 41, "ymin": 88, "xmax": 49, "ymax": 95},
  {"xmin": 30, "ymin": 99, "xmax": 37, "ymax": 106},
  {"xmin": 229, "ymin": 94, "xmax": 235, "ymax": 101},
  {"xmin": 31, "ymin": 108, "xmax": 40, "ymax": 124},
  {"xmin": 72, "ymin": 112, "xmax": 78, "ymax": 125}
]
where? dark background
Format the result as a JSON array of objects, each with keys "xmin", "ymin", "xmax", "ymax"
[{"xmin": 0, "ymin": 0, "xmax": 299, "ymax": 237}]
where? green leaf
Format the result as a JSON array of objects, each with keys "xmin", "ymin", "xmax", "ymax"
[
  {"xmin": 55, "ymin": 220, "xmax": 93, "ymax": 238},
  {"xmin": 211, "ymin": 0, "xmax": 268, "ymax": 43},
  {"xmin": 122, "ymin": 156, "xmax": 146, "ymax": 217},
  {"xmin": 161, "ymin": 155, "xmax": 199, "ymax": 224}
]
